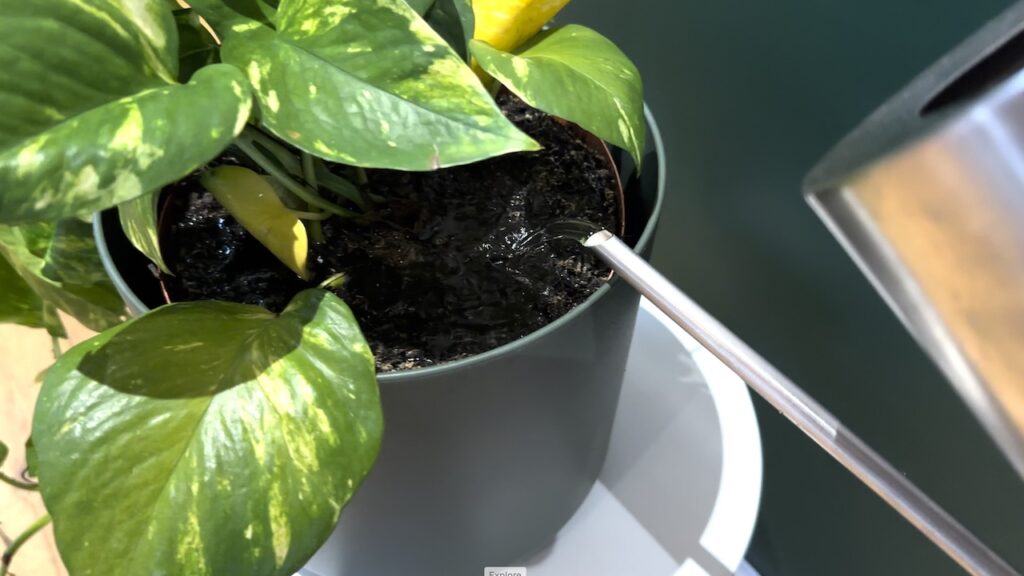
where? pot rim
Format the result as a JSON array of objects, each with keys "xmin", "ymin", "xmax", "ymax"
[{"xmin": 93, "ymin": 104, "xmax": 667, "ymax": 382}]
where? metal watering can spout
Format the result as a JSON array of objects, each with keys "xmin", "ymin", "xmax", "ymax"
[{"xmin": 580, "ymin": 230, "xmax": 1016, "ymax": 576}]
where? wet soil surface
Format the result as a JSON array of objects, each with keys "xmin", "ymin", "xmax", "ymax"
[{"xmin": 163, "ymin": 94, "xmax": 620, "ymax": 371}]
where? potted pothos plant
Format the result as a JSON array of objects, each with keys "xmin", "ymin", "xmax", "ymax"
[{"xmin": 0, "ymin": 0, "xmax": 662, "ymax": 574}]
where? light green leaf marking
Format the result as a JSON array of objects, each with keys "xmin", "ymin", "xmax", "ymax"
[
  {"xmin": 470, "ymin": 24, "xmax": 646, "ymax": 169},
  {"xmin": 220, "ymin": 0, "xmax": 537, "ymax": 170},
  {"xmin": 118, "ymin": 191, "xmax": 170, "ymax": 274},
  {"xmin": 0, "ymin": 1, "xmax": 253, "ymax": 223},
  {"xmin": 34, "ymin": 289, "xmax": 383, "ymax": 576}
]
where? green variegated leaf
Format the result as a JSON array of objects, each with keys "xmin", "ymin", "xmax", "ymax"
[
  {"xmin": 25, "ymin": 437, "xmax": 38, "ymax": 479},
  {"xmin": 470, "ymin": 25, "xmax": 646, "ymax": 168},
  {"xmin": 43, "ymin": 220, "xmax": 116, "ymax": 286},
  {"xmin": 425, "ymin": 0, "xmax": 475, "ymax": 60},
  {"xmin": 119, "ymin": 192, "xmax": 170, "ymax": 274},
  {"xmin": 186, "ymin": 0, "xmax": 277, "ymax": 29},
  {"xmin": 219, "ymin": 0, "xmax": 537, "ymax": 170},
  {"xmin": 174, "ymin": 8, "xmax": 220, "ymax": 83},
  {"xmin": 0, "ymin": 0, "xmax": 180, "ymax": 182},
  {"xmin": 0, "ymin": 0, "xmax": 253, "ymax": 223},
  {"xmin": 405, "ymin": 0, "xmax": 434, "ymax": 13},
  {"xmin": 407, "ymin": 0, "xmax": 474, "ymax": 59},
  {"xmin": 0, "ymin": 222, "xmax": 125, "ymax": 332},
  {"xmin": 0, "ymin": 253, "xmax": 49, "ymax": 330},
  {"xmin": 34, "ymin": 289, "xmax": 382, "ymax": 576},
  {"xmin": 0, "ymin": 440, "xmax": 7, "ymax": 467},
  {"xmin": 0, "ymin": 65, "xmax": 253, "ymax": 224}
]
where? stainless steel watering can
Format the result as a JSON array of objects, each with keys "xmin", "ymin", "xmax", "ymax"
[{"xmin": 806, "ymin": 0, "xmax": 1024, "ymax": 482}]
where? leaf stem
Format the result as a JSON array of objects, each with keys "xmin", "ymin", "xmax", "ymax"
[
  {"xmin": 298, "ymin": 151, "xmax": 327, "ymax": 242},
  {"xmin": 349, "ymin": 167, "xmax": 376, "ymax": 209},
  {"xmin": 245, "ymin": 127, "xmax": 304, "ymax": 177},
  {"xmin": 301, "ymin": 152, "xmax": 319, "ymax": 190},
  {"xmin": 0, "ymin": 514, "xmax": 50, "ymax": 576},
  {"xmin": 50, "ymin": 335, "xmax": 61, "ymax": 360},
  {"xmin": 309, "ymin": 221, "xmax": 325, "ymax": 243},
  {"xmin": 0, "ymin": 473, "xmax": 38, "ymax": 492},
  {"xmin": 291, "ymin": 210, "xmax": 331, "ymax": 221},
  {"xmin": 314, "ymin": 164, "xmax": 367, "ymax": 211},
  {"xmin": 234, "ymin": 137, "xmax": 362, "ymax": 220},
  {"xmin": 318, "ymin": 272, "xmax": 348, "ymax": 290}
]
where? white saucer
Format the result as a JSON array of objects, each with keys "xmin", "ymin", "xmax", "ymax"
[
  {"xmin": 515, "ymin": 298, "xmax": 763, "ymax": 576},
  {"xmin": 300, "ymin": 298, "xmax": 763, "ymax": 575}
]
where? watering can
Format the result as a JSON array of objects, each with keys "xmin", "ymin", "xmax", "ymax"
[{"xmin": 805, "ymin": 0, "xmax": 1024, "ymax": 483}]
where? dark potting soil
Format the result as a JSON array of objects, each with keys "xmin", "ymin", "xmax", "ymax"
[{"xmin": 162, "ymin": 94, "xmax": 620, "ymax": 371}]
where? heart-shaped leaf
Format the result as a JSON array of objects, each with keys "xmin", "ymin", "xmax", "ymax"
[
  {"xmin": 34, "ymin": 289, "xmax": 382, "ymax": 576},
  {"xmin": 470, "ymin": 25, "xmax": 645, "ymax": 168},
  {"xmin": 119, "ymin": 192, "xmax": 171, "ymax": 274},
  {"xmin": 0, "ymin": 0, "xmax": 253, "ymax": 223},
  {"xmin": 202, "ymin": 165, "xmax": 309, "ymax": 279},
  {"xmin": 0, "ymin": 222, "xmax": 125, "ymax": 332},
  {"xmin": 219, "ymin": 0, "xmax": 538, "ymax": 170}
]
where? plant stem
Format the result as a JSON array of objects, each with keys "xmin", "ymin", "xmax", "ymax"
[
  {"xmin": 299, "ymin": 152, "xmax": 327, "ymax": 242},
  {"xmin": 293, "ymin": 212, "xmax": 327, "ymax": 242},
  {"xmin": 301, "ymin": 152, "xmax": 318, "ymax": 190},
  {"xmin": 0, "ymin": 514, "xmax": 50, "ymax": 576},
  {"xmin": 0, "ymin": 473, "xmax": 37, "ymax": 492},
  {"xmin": 314, "ymin": 160, "xmax": 367, "ymax": 211},
  {"xmin": 309, "ymin": 221, "xmax": 325, "ymax": 243},
  {"xmin": 349, "ymin": 167, "xmax": 376, "ymax": 209},
  {"xmin": 50, "ymin": 335, "xmax": 61, "ymax": 360},
  {"xmin": 318, "ymin": 272, "xmax": 348, "ymax": 290},
  {"xmin": 290, "ymin": 210, "xmax": 331, "ymax": 221},
  {"xmin": 245, "ymin": 127, "xmax": 304, "ymax": 177},
  {"xmin": 234, "ymin": 138, "xmax": 362, "ymax": 220}
]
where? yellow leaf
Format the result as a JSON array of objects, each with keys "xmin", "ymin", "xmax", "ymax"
[
  {"xmin": 472, "ymin": 0, "xmax": 572, "ymax": 53},
  {"xmin": 201, "ymin": 165, "xmax": 309, "ymax": 280}
]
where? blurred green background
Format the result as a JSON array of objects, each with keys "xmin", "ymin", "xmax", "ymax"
[{"xmin": 561, "ymin": 0, "xmax": 1024, "ymax": 574}]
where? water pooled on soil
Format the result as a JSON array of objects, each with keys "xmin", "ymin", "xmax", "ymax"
[
  {"xmin": 163, "ymin": 93, "xmax": 620, "ymax": 371},
  {"xmin": 511, "ymin": 218, "xmax": 606, "ymax": 252}
]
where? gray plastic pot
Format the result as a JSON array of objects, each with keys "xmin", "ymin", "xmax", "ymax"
[{"xmin": 94, "ymin": 107, "xmax": 665, "ymax": 576}]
